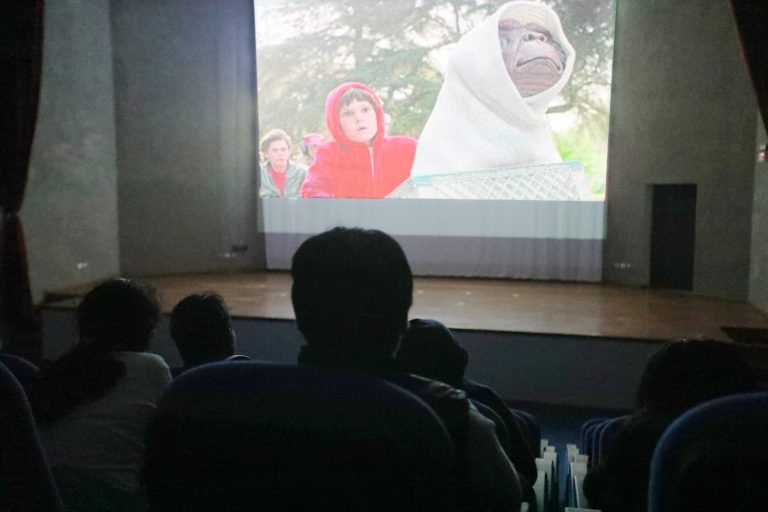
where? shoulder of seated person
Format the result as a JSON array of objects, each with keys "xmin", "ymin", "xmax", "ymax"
[
  {"xmin": 467, "ymin": 403, "xmax": 497, "ymax": 427},
  {"xmin": 393, "ymin": 372, "xmax": 469, "ymax": 402},
  {"xmin": 461, "ymin": 377, "xmax": 493, "ymax": 394},
  {"xmin": 112, "ymin": 351, "xmax": 169, "ymax": 368}
]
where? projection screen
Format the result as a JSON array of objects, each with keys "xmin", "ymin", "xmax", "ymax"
[{"xmin": 254, "ymin": 0, "xmax": 614, "ymax": 280}]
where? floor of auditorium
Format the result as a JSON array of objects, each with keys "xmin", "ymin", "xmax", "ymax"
[{"xmin": 43, "ymin": 271, "xmax": 768, "ymax": 342}]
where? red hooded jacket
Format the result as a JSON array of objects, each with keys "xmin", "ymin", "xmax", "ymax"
[{"xmin": 300, "ymin": 82, "xmax": 416, "ymax": 198}]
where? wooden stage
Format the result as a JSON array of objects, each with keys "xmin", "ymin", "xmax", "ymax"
[{"xmin": 43, "ymin": 271, "xmax": 768, "ymax": 343}]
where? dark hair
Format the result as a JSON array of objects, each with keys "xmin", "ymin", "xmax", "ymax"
[
  {"xmin": 396, "ymin": 319, "xmax": 468, "ymax": 388},
  {"xmin": 30, "ymin": 278, "xmax": 160, "ymax": 423},
  {"xmin": 338, "ymin": 87, "xmax": 377, "ymax": 112},
  {"xmin": 170, "ymin": 293, "xmax": 235, "ymax": 367},
  {"xmin": 291, "ymin": 227, "xmax": 413, "ymax": 353},
  {"xmin": 77, "ymin": 278, "xmax": 160, "ymax": 352},
  {"xmin": 636, "ymin": 339, "xmax": 756, "ymax": 414},
  {"xmin": 259, "ymin": 128, "xmax": 292, "ymax": 154}
]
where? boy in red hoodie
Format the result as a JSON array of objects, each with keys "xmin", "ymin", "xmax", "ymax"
[{"xmin": 300, "ymin": 82, "xmax": 416, "ymax": 198}]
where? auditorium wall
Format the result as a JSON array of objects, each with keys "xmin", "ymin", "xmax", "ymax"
[
  {"xmin": 21, "ymin": 0, "xmax": 766, "ymax": 307},
  {"xmin": 22, "ymin": 0, "xmax": 120, "ymax": 303},
  {"xmin": 750, "ymin": 117, "xmax": 768, "ymax": 312},
  {"xmin": 603, "ymin": 0, "xmax": 757, "ymax": 300},
  {"xmin": 110, "ymin": 0, "xmax": 264, "ymax": 276}
]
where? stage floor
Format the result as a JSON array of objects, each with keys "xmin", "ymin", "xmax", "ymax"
[{"xmin": 42, "ymin": 272, "xmax": 768, "ymax": 342}]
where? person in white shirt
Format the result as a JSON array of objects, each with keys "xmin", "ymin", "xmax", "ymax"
[{"xmin": 30, "ymin": 278, "xmax": 172, "ymax": 508}]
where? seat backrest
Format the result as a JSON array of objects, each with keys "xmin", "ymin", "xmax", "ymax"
[
  {"xmin": 0, "ymin": 361, "xmax": 62, "ymax": 511},
  {"xmin": 0, "ymin": 352, "xmax": 39, "ymax": 389},
  {"xmin": 596, "ymin": 415, "xmax": 627, "ymax": 466},
  {"xmin": 648, "ymin": 391, "xmax": 768, "ymax": 512},
  {"xmin": 144, "ymin": 360, "xmax": 460, "ymax": 512},
  {"xmin": 509, "ymin": 407, "xmax": 541, "ymax": 458},
  {"xmin": 584, "ymin": 419, "xmax": 606, "ymax": 465},
  {"xmin": 580, "ymin": 417, "xmax": 607, "ymax": 450}
]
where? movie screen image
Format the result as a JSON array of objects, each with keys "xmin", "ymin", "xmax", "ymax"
[{"xmin": 255, "ymin": 0, "xmax": 614, "ymax": 200}]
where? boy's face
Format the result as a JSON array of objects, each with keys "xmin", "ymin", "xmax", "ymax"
[
  {"xmin": 339, "ymin": 99, "xmax": 377, "ymax": 144},
  {"xmin": 265, "ymin": 140, "xmax": 290, "ymax": 170}
]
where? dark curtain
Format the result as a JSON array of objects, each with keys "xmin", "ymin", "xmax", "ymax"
[
  {"xmin": 731, "ymin": 0, "xmax": 768, "ymax": 134},
  {"xmin": 0, "ymin": 1, "xmax": 45, "ymax": 344}
]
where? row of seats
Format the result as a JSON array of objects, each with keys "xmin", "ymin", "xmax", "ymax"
[
  {"xmin": 580, "ymin": 416, "xmax": 626, "ymax": 469},
  {"xmin": 0, "ymin": 358, "xmax": 63, "ymax": 511},
  {"xmin": 1, "ymin": 355, "xmax": 543, "ymax": 512},
  {"xmin": 572, "ymin": 391, "xmax": 768, "ymax": 511},
  {"xmin": 148, "ymin": 361, "xmax": 559, "ymax": 512},
  {"xmin": 564, "ymin": 444, "xmax": 589, "ymax": 509},
  {"xmin": 146, "ymin": 361, "xmax": 463, "ymax": 511},
  {"xmin": 534, "ymin": 440, "xmax": 558, "ymax": 512},
  {"xmin": 8, "ymin": 344, "xmax": 767, "ymax": 511},
  {"xmin": 647, "ymin": 391, "xmax": 768, "ymax": 511}
]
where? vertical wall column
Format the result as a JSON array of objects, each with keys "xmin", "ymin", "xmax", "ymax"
[
  {"xmin": 112, "ymin": 0, "xmax": 264, "ymax": 276},
  {"xmin": 604, "ymin": 0, "xmax": 757, "ymax": 300}
]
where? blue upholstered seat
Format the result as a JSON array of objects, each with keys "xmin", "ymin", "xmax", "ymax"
[
  {"xmin": 0, "ymin": 352, "xmax": 39, "ymax": 389},
  {"xmin": 0, "ymin": 361, "xmax": 62, "ymax": 511},
  {"xmin": 595, "ymin": 415, "xmax": 627, "ymax": 466},
  {"xmin": 648, "ymin": 391, "xmax": 768, "ymax": 512},
  {"xmin": 580, "ymin": 417, "xmax": 607, "ymax": 460},
  {"xmin": 144, "ymin": 360, "xmax": 460, "ymax": 511},
  {"xmin": 583, "ymin": 419, "xmax": 607, "ymax": 466}
]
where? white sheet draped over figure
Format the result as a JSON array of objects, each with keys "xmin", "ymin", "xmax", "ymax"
[{"xmin": 411, "ymin": 1, "xmax": 575, "ymax": 176}]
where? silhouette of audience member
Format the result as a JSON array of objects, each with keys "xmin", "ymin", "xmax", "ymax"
[
  {"xmin": 291, "ymin": 227, "xmax": 521, "ymax": 511},
  {"xmin": 170, "ymin": 293, "xmax": 248, "ymax": 377},
  {"xmin": 396, "ymin": 318, "xmax": 538, "ymax": 500},
  {"xmin": 29, "ymin": 278, "xmax": 172, "ymax": 509},
  {"xmin": 583, "ymin": 339, "xmax": 756, "ymax": 512}
]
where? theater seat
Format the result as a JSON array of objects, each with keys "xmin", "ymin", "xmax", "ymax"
[
  {"xmin": 580, "ymin": 417, "xmax": 606, "ymax": 454},
  {"xmin": 509, "ymin": 407, "xmax": 541, "ymax": 458},
  {"xmin": 0, "ymin": 361, "xmax": 62, "ymax": 511},
  {"xmin": 0, "ymin": 352, "xmax": 39, "ymax": 389},
  {"xmin": 568, "ymin": 461, "xmax": 589, "ymax": 509},
  {"xmin": 144, "ymin": 360, "xmax": 460, "ymax": 511},
  {"xmin": 588, "ymin": 420, "xmax": 609, "ymax": 466},
  {"xmin": 582, "ymin": 419, "xmax": 606, "ymax": 467},
  {"xmin": 647, "ymin": 391, "xmax": 768, "ymax": 512},
  {"xmin": 596, "ymin": 416, "xmax": 626, "ymax": 466},
  {"xmin": 532, "ymin": 469, "xmax": 547, "ymax": 512}
]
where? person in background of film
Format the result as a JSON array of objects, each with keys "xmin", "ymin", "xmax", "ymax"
[
  {"xmin": 259, "ymin": 128, "xmax": 307, "ymax": 198},
  {"xmin": 301, "ymin": 133, "xmax": 325, "ymax": 166}
]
